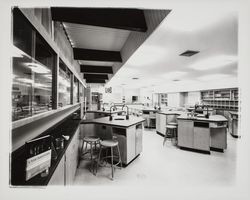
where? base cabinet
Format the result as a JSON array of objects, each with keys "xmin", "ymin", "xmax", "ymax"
[
  {"xmin": 178, "ymin": 120, "xmax": 194, "ymax": 148},
  {"xmin": 48, "ymin": 127, "xmax": 80, "ymax": 186},
  {"xmin": 112, "ymin": 123, "xmax": 143, "ymax": 165},
  {"xmin": 65, "ymin": 127, "xmax": 80, "ymax": 185},
  {"xmin": 48, "ymin": 155, "xmax": 65, "ymax": 186},
  {"xmin": 193, "ymin": 127, "xmax": 210, "ymax": 151}
]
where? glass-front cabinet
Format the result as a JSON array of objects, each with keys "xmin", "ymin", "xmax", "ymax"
[
  {"xmin": 12, "ymin": 8, "xmax": 84, "ymax": 122},
  {"xmin": 12, "ymin": 8, "xmax": 55, "ymax": 121},
  {"xmin": 73, "ymin": 76, "xmax": 79, "ymax": 104},
  {"xmin": 58, "ymin": 59, "xmax": 71, "ymax": 107}
]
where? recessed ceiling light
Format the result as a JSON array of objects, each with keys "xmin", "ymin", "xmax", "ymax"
[
  {"xmin": 173, "ymin": 79, "xmax": 180, "ymax": 81},
  {"xmin": 132, "ymin": 77, "xmax": 139, "ymax": 80},
  {"xmin": 180, "ymin": 50, "xmax": 199, "ymax": 57}
]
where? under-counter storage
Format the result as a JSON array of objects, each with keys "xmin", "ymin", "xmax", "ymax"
[
  {"xmin": 178, "ymin": 120, "xmax": 194, "ymax": 148},
  {"xmin": 178, "ymin": 120, "xmax": 210, "ymax": 152},
  {"xmin": 112, "ymin": 125, "xmax": 143, "ymax": 164},
  {"xmin": 65, "ymin": 127, "xmax": 80, "ymax": 185},
  {"xmin": 193, "ymin": 122, "xmax": 210, "ymax": 151},
  {"xmin": 48, "ymin": 127, "xmax": 80, "ymax": 185},
  {"xmin": 48, "ymin": 155, "xmax": 65, "ymax": 185}
]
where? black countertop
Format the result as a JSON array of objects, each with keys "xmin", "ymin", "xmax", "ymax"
[
  {"xmin": 11, "ymin": 111, "xmax": 81, "ymax": 186},
  {"xmin": 81, "ymin": 115, "xmax": 145, "ymax": 128}
]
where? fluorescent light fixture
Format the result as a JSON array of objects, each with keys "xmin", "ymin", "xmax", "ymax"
[
  {"xmin": 198, "ymin": 74, "xmax": 230, "ymax": 81},
  {"xmin": 25, "ymin": 63, "xmax": 51, "ymax": 74},
  {"xmin": 12, "ymin": 46, "xmax": 25, "ymax": 58},
  {"xmin": 189, "ymin": 55, "xmax": 237, "ymax": 70}
]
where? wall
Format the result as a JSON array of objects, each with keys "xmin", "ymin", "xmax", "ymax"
[
  {"xmin": 12, "ymin": 105, "xmax": 80, "ymax": 152},
  {"xmin": 11, "ymin": 8, "xmax": 84, "ymax": 152},
  {"xmin": 187, "ymin": 91, "xmax": 201, "ymax": 106},
  {"xmin": 168, "ymin": 93, "xmax": 181, "ymax": 107}
]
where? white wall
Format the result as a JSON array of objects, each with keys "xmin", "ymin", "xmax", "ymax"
[
  {"xmin": 187, "ymin": 91, "xmax": 201, "ymax": 106},
  {"xmin": 168, "ymin": 93, "xmax": 181, "ymax": 107}
]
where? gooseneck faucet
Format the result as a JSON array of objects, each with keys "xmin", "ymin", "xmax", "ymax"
[
  {"xmin": 109, "ymin": 105, "xmax": 116, "ymax": 121},
  {"xmin": 203, "ymin": 105, "xmax": 209, "ymax": 118},
  {"xmin": 122, "ymin": 105, "xmax": 129, "ymax": 120}
]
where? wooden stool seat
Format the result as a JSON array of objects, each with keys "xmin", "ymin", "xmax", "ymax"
[
  {"xmin": 168, "ymin": 122, "xmax": 178, "ymax": 126},
  {"xmin": 166, "ymin": 125, "xmax": 177, "ymax": 129},
  {"xmin": 83, "ymin": 136, "xmax": 100, "ymax": 143},
  {"xmin": 100, "ymin": 140, "xmax": 118, "ymax": 147}
]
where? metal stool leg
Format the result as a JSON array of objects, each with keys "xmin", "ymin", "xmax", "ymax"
[
  {"xmin": 90, "ymin": 143, "xmax": 94, "ymax": 174},
  {"xmin": 96, "ymin": 145, "xmax": 102, "ymax": 174},
  {"xmin": 117, "ymin": 144, "xmax": 122, "ymax": 169},
  {"xmin": 80, "ymin": 139, "xmax": 85, "ymax": 154},
  {"xmin": 111, "ymin": 146, "xmax": 114, "ymax": 180},
  {"xmin": 163, "ymin": 128, "xmax": 168, "ymax": 146}
]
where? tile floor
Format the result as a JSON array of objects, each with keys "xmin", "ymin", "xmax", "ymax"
[{"xmin": 74, "ymin": 128, "xmax": 237, "ymax": 186}]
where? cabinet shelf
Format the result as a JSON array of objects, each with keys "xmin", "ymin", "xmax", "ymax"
[{"xmin": 201, "ymin": 88, "xmax": 239, "ymax": 110}]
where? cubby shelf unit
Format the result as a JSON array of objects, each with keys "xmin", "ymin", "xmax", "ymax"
[{"xmin": 201, "ymin": 88, "xmax": 239, "ymax": 110}]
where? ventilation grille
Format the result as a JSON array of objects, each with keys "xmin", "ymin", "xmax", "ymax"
[{"xmin": 180, "ymin": 50, "xmax": 199, "ymax": 57}]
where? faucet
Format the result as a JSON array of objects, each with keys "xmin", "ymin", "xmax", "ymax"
[
  {"xmin": 203, "ymin": 105, "xmax": 209, "ymax": 118},
  {"xmin": 109, "ymin": 105, "xmax": 117, "ymax": 121},
  {"xmin": 122, "ymin": 105, "xmax": 129, "ymax": 120}
]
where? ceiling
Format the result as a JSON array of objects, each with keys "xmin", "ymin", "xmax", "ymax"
[
  {"xmin": 106, "ymin": 8, "xmax": 238, "ymax": 92},
  {"xmin": 51, "ymin": 7, "xmax": 166, "ymax": 84}
]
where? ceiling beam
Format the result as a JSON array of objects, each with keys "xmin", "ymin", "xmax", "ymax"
[
  {"xmin": 51, "ymin": 7, "xmax": 147, "ymax": 32},
  {"xmin": 85, "ymin": 79, "xmax": 106, "ymax": 83},
  {"xmin": 80, "ymin": 65, "xmax": 113, "ymax": 74},
  {"xmin": 84, "ymin": 74, "xmax": 108, "ymax": 80},
  {"xmin": 74, "ymin": 48, "xmax": 122, "ymax": 62}
]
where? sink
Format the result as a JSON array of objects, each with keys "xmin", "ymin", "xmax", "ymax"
[{"xmin": 114, "ymin": 117, "xmax": 125, "ymax": 120}]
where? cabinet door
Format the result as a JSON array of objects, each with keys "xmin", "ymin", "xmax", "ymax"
[
  {"xmin": 135, "ymin": 124, "xmax": 143, "ymax": 155},
  {"xmin": 210, "ymin": 127, "xmax": 227, "ymax": 149},
  {"xmin": 48, "ymin": 155, "xmax": 65, "ymax": 186},
  {"xmin": 193, "ymin": 127, "xmax": 210, "ymax": 151},
  {"xmin": 177, "ymin": 120, "xmax": 193, "ymax": 148},
  {"xmin": 65, "ymin": 128, "xmax": 80, "ymax": 185},
  {"xmin": 126, "ymin": 126, "xmax": 136, "ymax": 164},
  {"xmin": 156, "ymin": 113, "xmax": 166, "ymax": 134}
]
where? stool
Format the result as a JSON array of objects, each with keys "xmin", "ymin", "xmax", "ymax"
[
  {"xmin": 168, "ymin": 122, "xmax": 178, "ymax": 141},
  {"xmin": 147, "ymin": 111, "xmax": 156, "ymax": 128},
  {"xmin": 97, "ymin": 139, "xmax": 122, "ymax": 180},
  {"xmin": 80, "ymin": 136, "xmax": 100, "ymax": 174},
  {"xmin": 168, "ymin": 122, "xmax": 178, "ymax": 126},
  {"xmin": 163, "ymin": 125, "xmax": 177, "ymax": 146}
]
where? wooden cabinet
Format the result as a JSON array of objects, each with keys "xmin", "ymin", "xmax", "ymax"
[
  {"xmin": 210, "ymin": 127, "xmax": 227, "ymax": 150},
  {"xmin": 178, "ymin": 120, "xmax": 194, "ymax": 148},
  {"xmin": 156, "ymin": 113, "xmax": 166, "ymax": 135},
  {"xmin": 48, "ymin": 127, "xmax": 80, "ymax": 186},
  {"xmin": 48, "ymin": 155, "xmax": 65, "ymax": 186},
  {"xmin": 65, "ymin": 127, "xmax": 80, "ymax": 185},
  {"xmin": 193, "ymin": 126, "xmax": 210, "ymax": 151},
  {"xmin": 112, "ymin": 123, "xmax": 143, "ymax": 165},
  {"xmin": 135, "ymin": 124, "xmax": 143, "ymax": 155}
]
